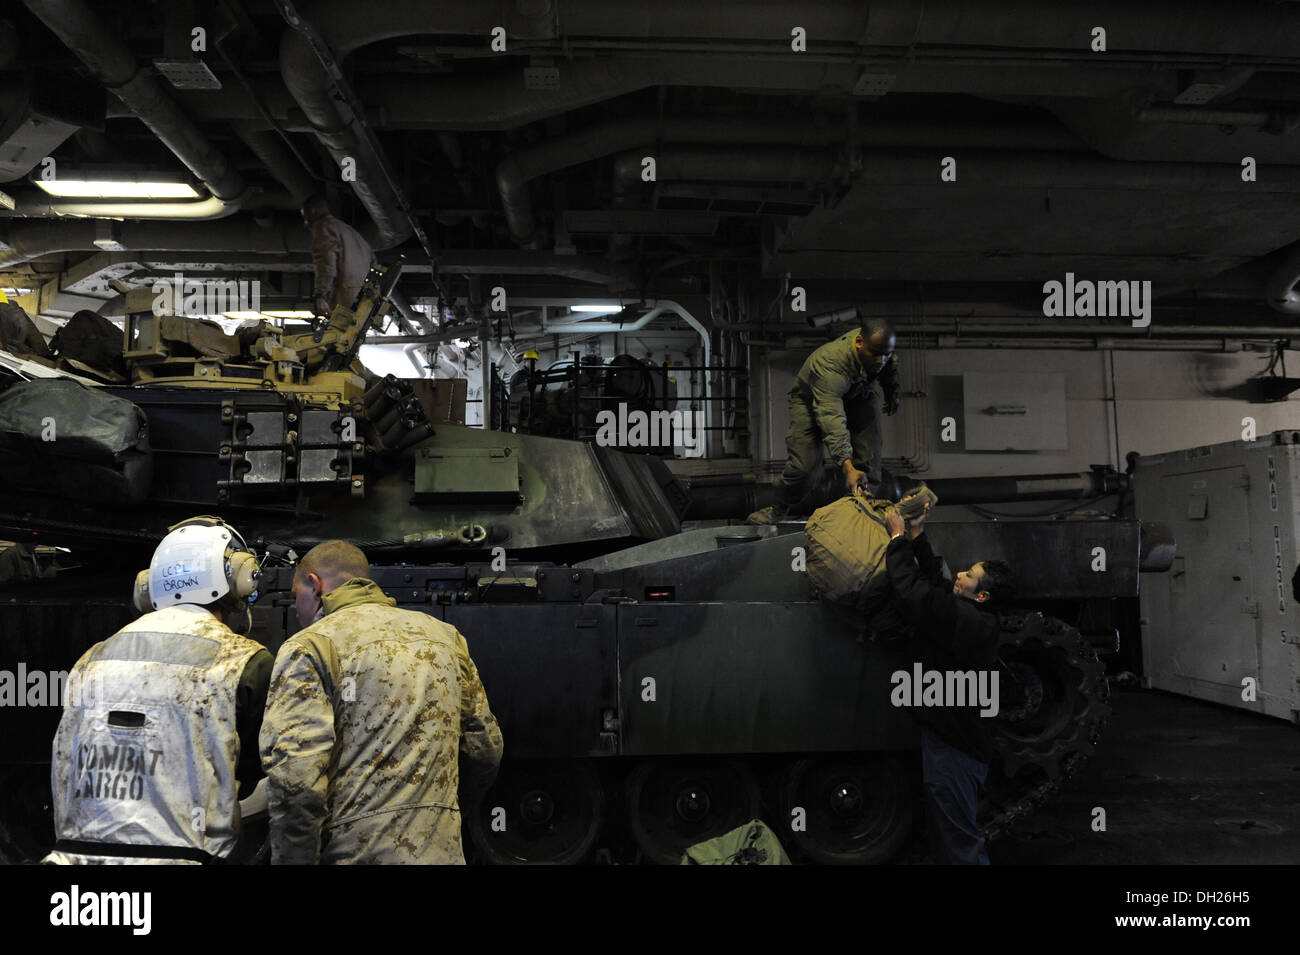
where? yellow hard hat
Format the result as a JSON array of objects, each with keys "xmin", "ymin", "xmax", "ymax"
[{"xmin": 523, "ymin": 350, "xmax": 540, "ymax": 360}]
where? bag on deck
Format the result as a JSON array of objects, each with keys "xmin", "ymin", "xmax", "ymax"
[{"xmin": 679, "ymin": 819, "xmax": 791, "ymax": 865}]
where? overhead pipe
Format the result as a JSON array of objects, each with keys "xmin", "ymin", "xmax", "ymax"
[
  {"xmin": 276, "ymin": 0, "xmax": 553, "ymax": 250},
  {"xmin": 276, "ymin": 0, "xmax": 408, "ymax": 248},
  {"xmin": 22, "ymin": 0, "xmax": 245, "ymax": 214}
]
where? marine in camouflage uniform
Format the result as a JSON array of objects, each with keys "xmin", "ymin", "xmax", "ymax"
[
  {"xmin": 750, "ymin": 319, "xmax": 901, "ymax": 523},
  {"xmin": 260, "ymin": 540, "xmax": 503, "ymax": 864}
]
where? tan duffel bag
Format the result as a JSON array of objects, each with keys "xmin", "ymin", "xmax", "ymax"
[{"xmin": 804, "ymin": 483, "xmax": 937, "ymax": 609}]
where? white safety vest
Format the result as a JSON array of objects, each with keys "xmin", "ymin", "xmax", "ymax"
[{"xmin": 45, "ymin": 605, "xmax": 264, "ymax": 864}]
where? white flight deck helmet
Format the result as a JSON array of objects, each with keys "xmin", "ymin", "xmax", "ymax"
[{"xmin": 131, "ymin": 517, "xmax": 260, "ymax": 628}]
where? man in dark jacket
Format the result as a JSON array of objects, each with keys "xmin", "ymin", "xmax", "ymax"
[
  {"xmin": 883, "ymin": 504, "xmax": 1016, "ymax": 865},
  {"xmin": 749, "ymin": 318, "xmax": 901, "ymax": 523}
]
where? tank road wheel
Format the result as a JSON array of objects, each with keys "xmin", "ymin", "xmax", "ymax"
[
  {"xmin": 625, "ymin": 759, "xmax": 762, "ymax": 865},
  {"xmin": 466, "ymin": 759, "xmax": 605, "ymax": 865},
  {"xmin": 778, "ymin": 756, "xmax": 913, "ymax": 864},
  {"xmin": 982, "ymin": 612, "xmax": 1111, "ymax": 839}
]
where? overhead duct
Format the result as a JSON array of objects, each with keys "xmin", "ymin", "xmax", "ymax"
[
  {"xmin": 273, "ymin": 0, "xmax": 1300, "ymax": 249},
  {"xmin": 0, "ymin": 68, "xmax": 101, "ymax": 181},
  {"xmin": 498, "ymin": 118, "xmax": 844, "ymax": 248},
  {"xmin": 236, "ymin": 128, "xmax": 317, "ymax": 206},
  {"xmin": 0, "ymin": 217, "xmax": 309, "ymax": 269},
  {"xmin": 21, "ymin": 0, "xmax": 245, "ymax": 215},
  {"xmin": 497, "ymin": 115, "xmax": 1087, "ymax": 248}
]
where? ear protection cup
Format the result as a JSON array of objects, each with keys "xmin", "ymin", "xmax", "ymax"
[
  {"xmin": 228, "ymin": 551, "xmax": 260, "ymax": 600},
  {"xmin": 132, "ymin": 569, "xmax": 152, "ymax": 614}
]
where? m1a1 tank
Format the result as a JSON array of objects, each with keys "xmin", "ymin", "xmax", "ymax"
[{"xmin": 0, "ymin": 272, "xmax": 1167, "ymax": 863}]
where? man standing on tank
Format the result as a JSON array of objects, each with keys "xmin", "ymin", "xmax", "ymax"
[
  {"xmin": 749, "ymin": 317, "xmax": 901, "ymax": 523},
  {"xmin": 883, "ymin": 505, "xmax": 1017, "ymax": 865},
  {"xmin": 260, "ymin": 540, "xmax": 503, "ymax": 864},
  {"xmin": 302, "ymin": 195, "xmax": 376, "ymax": 318}
]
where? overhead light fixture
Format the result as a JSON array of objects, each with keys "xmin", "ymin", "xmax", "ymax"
[
  {"xmin": 92, "ymin": 221, "xmax": 127, "ymax": 252},
  {"xmin": 263, "ymin": 310, "xmax": 317, "ymax": 319},
  {"xmin": 33, "ymin": 170, "xmax": 200, "ymax": 200},
  {"xmin": 223, "ymin": 311, "xmax": 265, "ymax": 321},
  {"xmin": 0, "ymin": 188, "xmax": 14, "ymax": 211},
  {"xmin": 572, "ymin": 304, "xmax": 623, "ymax": 312}
]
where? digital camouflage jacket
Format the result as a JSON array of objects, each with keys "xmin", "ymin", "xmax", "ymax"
[{"xmin": 260, "ymin": 578, "xmax": 503, "ymax": 864}]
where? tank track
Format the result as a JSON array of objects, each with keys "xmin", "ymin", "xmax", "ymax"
[{"xmin": 980, "ymin": 611, "xmax": 1111, "ymax": 843}]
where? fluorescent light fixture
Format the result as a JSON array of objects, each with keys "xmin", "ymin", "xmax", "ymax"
[
  {"xmin": 34, "ymin": 178, "xmax": 200, "ymax": 199},
  {"xmin": 572, "ymin": 304, "xmax": 622, "ymax": 312},
  {"xmin": 263, "ymin": 310, "xmax": 317, "ymax": 319},
  {"xmin": 2, "ymin": 288, "xmax": 34, "ymax": 296},
  {"xmin": 223, "ymin": 311, "xmax": 264, "ymax": 321},
  {"xmin": 0, "ymin": 188, "xmax": 14, "ymax": 211}
]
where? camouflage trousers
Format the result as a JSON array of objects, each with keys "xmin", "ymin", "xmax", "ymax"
[{"xmin": 776, "ymin": 392, "xmax": 883, "ymax": 509}]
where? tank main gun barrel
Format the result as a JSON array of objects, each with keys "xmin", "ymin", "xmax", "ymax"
[
  {"xmin": 921, "ymin": 469, "xmax": 1129, "ymax": 505},
  {"xmin": 684, "ymin": 468, "xmax": 1130, "ymax": 519}
]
